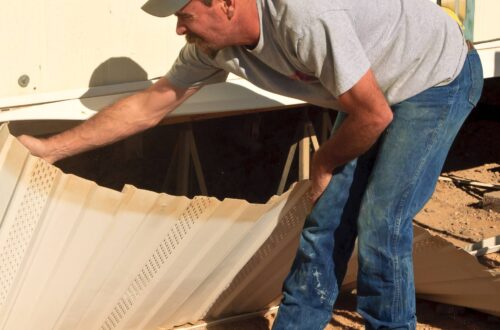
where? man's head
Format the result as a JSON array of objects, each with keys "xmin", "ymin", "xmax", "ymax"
[
  {"xmin": 143, "ymin": 0, "xmax": 260, "ymax": 58},
  {"xmin": 174, "ymin": 0, "xmax": 236, "ymax": 58}
]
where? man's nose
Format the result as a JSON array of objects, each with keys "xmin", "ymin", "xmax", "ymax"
[{"xmin": 176, "ymin": 20, "xmax": 187, "ymax": 35}]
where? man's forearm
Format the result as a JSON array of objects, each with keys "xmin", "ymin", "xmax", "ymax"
[
  {"xmin": 315, "ymin": 110, "xmax": 392, "ymax": 174},
  {"xmin": 18, "ymin": 78, "xmax": 197, "ymax": 163},
  {"xmin": 317, "ymin": 68, "xmax": 393, "ymax": 173},
  {"xmin": 308, "ymin": 108, "xmax": 392, "ymax": 203},
  {"xmin": 308, "ymin": 68, "xmax": 393, "ymax": 202},
  {"xmin": 41, "ymin": 93, "xmax": 158, "ymax": 162}
]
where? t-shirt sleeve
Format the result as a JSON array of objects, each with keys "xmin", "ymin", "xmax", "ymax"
[
  {"xmin": 296, "ymin": 10, "xmax": 371, "ymax": 97},
  {"xmin": 165, "ymin": 44, "xmax": 229, "ymax": 88}
]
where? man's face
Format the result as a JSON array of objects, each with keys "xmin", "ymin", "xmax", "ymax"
[{"xmin": 175, "ymin": 0, "xmax": 229, "ymax": 58}]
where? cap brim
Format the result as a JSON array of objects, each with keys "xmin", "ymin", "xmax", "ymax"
[{"xmin": 141, "ymin": 0, "xmax": 190, "ymax": 18}]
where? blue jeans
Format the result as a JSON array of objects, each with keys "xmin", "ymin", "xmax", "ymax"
[{"xmin": 272, "ymin": 50, "xmax": 483, "ymax": 330}]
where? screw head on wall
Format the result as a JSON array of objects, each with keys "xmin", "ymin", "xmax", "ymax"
[{"xmin": 18, "ymin": 75, "xmax": 30, "ymax": 88}]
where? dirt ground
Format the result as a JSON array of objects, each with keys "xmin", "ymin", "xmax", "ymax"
[{"xmin": 50, "ymin": 79, "xmax": 499, "ymax": 329}]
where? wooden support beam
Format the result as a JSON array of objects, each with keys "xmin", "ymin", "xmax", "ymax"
[
  {"xmin": 163, "ymin": 123, "xmax": 208, "ymax": 196},
  {"xmin": 278, "ymin": 141, "xmax": 298, "ymax": 195},
  {"xmin": 306, "ymin": 122, "xmax": 320, "ymax": 152},
  {"xmin": 163, "ymin": 137, "xmax": 180, "ymax": 191},
  {"xmin": 298, "ymin": 123, "xmax": 310, "ymax": 181},
  {"xmin": 278, "ymin": 110, "xmax": 321, "ymax": 194},
  {"xmin": 176, "ymin": 128, "xmax": 191, "ymax": 196},
  {"xmin": 321, "ymin": 109, "xmax": 333, "ymax": 143},
  {"xmin": 187, "ymin": 126, "xmax": 208, "ymax": 195}
]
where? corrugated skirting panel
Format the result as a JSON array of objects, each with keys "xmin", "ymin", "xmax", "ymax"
[{"xmin": 0, "ymin": 123, "xmax": 311, "ymax": 329}]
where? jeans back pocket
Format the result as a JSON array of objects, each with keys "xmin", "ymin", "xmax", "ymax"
[{"xmin": 467, "ymin": 51, "xmax": 484, "ymax": 107}]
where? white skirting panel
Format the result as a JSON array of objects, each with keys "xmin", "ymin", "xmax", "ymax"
[{"xmin": 0, "ymin": 123, "xmax": 311, "ymax": 330}]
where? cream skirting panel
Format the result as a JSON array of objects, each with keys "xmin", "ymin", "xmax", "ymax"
[{"xmin": 0, "ymin": 123, "xmax": 311, "ymax": 329}]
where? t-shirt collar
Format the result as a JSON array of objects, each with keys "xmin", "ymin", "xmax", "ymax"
[{"xmin": 246, "ymin": 0, "xmax": 264, "ymax": 54}]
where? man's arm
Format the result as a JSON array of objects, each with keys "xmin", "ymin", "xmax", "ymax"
[
  {"xmin": 17, "ymin": 78, "xmax": 198, "ymax": 163},
  {"xmin": 310, "ymin": 69, "xmax": 393, "ymax": 202}
]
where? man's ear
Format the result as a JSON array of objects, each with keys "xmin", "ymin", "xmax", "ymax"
[{"xmin": 222, "ymin": 0, "xmax": 235, "ymax": 19}]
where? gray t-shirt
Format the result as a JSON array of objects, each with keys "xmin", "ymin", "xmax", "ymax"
[{"xmin": 166, "ymin": 0, "xmax": 467, "ymax": 108}]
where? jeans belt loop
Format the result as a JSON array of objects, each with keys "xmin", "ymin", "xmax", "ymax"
[{"xmin": 466, "ymin": 40, "xmax": 474, "ymax": 51}]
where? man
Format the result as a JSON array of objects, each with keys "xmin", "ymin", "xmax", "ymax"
[{"xmin": 19, "ymin": 0, "xmax": 483, "ymax": 329}]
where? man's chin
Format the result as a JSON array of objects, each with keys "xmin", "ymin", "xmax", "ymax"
[
  {"xmin": 198, "ymin": 45, "xmax": 220, "ymax": 59},
  {"xmin": 187, "ymin": 37, "xmax": 220, "ymax": 59}
]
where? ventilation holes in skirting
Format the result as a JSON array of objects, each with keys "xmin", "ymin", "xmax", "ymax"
[
  {"xmin": 0, "ymin": 160, "xmax": 57, "ymax": 307},
  {"xmin": 100, "ymin": 197, "xmax": 213, "ymax": 329},
  {"xmin": 209, "ymin": 195, "xmax": 309, "ymax": 312}
]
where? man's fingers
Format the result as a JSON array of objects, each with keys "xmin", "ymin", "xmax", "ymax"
[
  {"xmin": 16, "ymin": 135, "xmax": 54, "ymax": 164},
  {"xmin": 309, "ymin": 182, "xmax": 327, "ymax": 205}
]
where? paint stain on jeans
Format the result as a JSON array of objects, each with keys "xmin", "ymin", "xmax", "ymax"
[{"xmin": 312, "ymin": 268, "xmax": 327, "ymax": 303}]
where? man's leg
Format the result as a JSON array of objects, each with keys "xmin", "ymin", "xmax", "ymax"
[
  {"xmin": 356, "ymin": 50, "xmax": 483, "ymax": 329},
  {"xmin": 272, "ymin": 113, "xmax": 380, "ymax": 330},
  {"xmin": 273, "ymin": 50, "xmax": 482, "ymax": 330}
]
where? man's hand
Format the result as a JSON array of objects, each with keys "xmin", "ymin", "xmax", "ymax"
[
  {"xmin": 17, "ymin": 135, "xmax": 58, "ymax": 164},
  {"xmin": 309, "ymin": 148, "xmax": 332, "ymax": 204}
]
